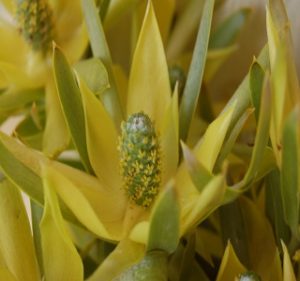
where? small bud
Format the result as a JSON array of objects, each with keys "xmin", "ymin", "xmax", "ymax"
[
  {"xmin": 118, "ymin": 112, "xmax": 161, "ymax": 208},
  {"xmin": 17, "ymin": 0, "xmax": 54, "ymax": 53}
]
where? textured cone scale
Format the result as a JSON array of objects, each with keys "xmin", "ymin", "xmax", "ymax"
[
  {"xmin": 118, "ymin": 112, "xmax": 162, "ymax": 208},
  {"xmin": 17, "ymin": 0, "xmax": 54, "ymax": 53}
]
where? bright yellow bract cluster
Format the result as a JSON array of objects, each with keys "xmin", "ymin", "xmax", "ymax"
[
  {"xmin": 17, "ymin": 0, "xmax": 54, "ymax": 53},
  {"xmin": 118, "ymin": 112, "xmax": 162, "ymax": 208}
]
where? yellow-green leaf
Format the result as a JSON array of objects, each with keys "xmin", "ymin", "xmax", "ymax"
[
  {"xmin": 87, "ymin": 240, "xmax": 144, "ymax": 281},
  {"xmin": 82, "ymin": 0, "xmax": 123, "ymax": 125},
  {"xmin": 127, "ymin": 1, "xmax": 171, "ymax": 129},
  {"xmin": 216, "ymin": 241, "xmax": 246, "ymax": 281},
  {"xmin": 181, "ymin": 175, "xmax": 225, "ymax": 233},
  {"xmin": 0, "ymin": 181, "xmax": 40, "ymax": 281},
  {"xmin": 43, "ymin": 80, "xmax": 70, "ymax": 158},
  {"xmin": 281, "ymin": 107, "xmax": 300, "ymax": 236},
  {"xmin": 53, "ymin": 46, "xmax": 92, "ymax": 171},
  {"xmin": 43, "ymin": 165, "xmax": 125, "ymax": 241},
  {"xmin": 161, "ymin": 90, "xmax": 179, "ymax": 186},
  {"xmin": 147, "ymin": 181, "xmax": 180, "ymax": 254},
  {"xmin": 179, "ymin": 0, "xmax": 215, "ymax": 141},
  {"xmin": 78, "ymin": 74, "xmax": 121, "ymax": 190},
  {"xmin": 41, "ymin": 176, "xmax": 83, "ymax": 281},
  {"xmin": 282, "ymin": 241, "xmax": 296, "ymax": 281},
  {"xmin": 195, "ymin": 101, "xmax": 235, "ymax": 172},
  {"xmin": 181, "ymin": 142, "xmax": 213, "ymax": 192}
]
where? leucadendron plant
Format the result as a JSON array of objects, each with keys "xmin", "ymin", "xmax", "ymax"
[{"xmin": 1, "ymin": 0, "xmax": 300, "ymax": 280}]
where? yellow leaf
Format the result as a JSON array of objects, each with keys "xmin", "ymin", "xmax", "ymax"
[
  {"xmin": 41, "ymin": 176, "xmax": 83, "ymax": 281},
  {"xmin": 161, "ymin": 89, "xmax": 179, "ymax": 186},
  {"xmin": 216, "ymin": 241, "xmax": 246, "ymax": 281},
  {"xmin": 43, "ymin": 165, "xmax": 125, "ymax": 241},
  {"xmin": 195, "ymin": 101, "xmax": 236, "ymax": 172},
  {"xmin": 43, "ymin": 80, "xmax": 70, "ymax": 158},
  {"xmin": 78, "ymin": 74, "xmax": 121, "ymax": 190},
  {"xmin": 282, "ymin": 242, "xmax": 296, "ymax": 281},
  {"xmin": 87, "ymin": 240, "xmax": 144, "ymax": 281},
  {"xmin": 181, "ymin": 175, "xmax": 225, "ymax": 233},
  {"xmin": 0, "ymin": 181, "xmax": 40, "ymax": 281},
  {"xmin": 127, "ymin": 1, "xmax": 171, "ymax": 130}
]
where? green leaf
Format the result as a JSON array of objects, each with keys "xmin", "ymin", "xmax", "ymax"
[
  {"xmin": 250, "ymin": 61, "xmax": 265, "ymax": 121},
  {"xmin": 31, "ymin": 200, "xmax": 44, "ymax": 276},
  {"xmin": 0, "ymin": 132, "xmax": 44, "ymax": 204},
  {"xmin": 179, "ymin": 0, "xmax": 215, "ymax": 141},
  {"xmin": 219, "ymin": 200, "xmax": 250, "ymax": 268},
  {"xmin": 14, "ymin": 104, "xmax": 45, "ymax": 150},
  {"xmin": 0, "ymin": 181, "xmax": 40, "ymax": 281},
  {"xmin": 234, "ymin": 76, "xmax": 272, "ymax": 189},
  {"xmin": 220, "ymin": 45, "xmax": 269, "ymax": 136},
  {"xmin": 147, "ymin": 181, "xmax": 180, "ymax": 254},
  {"xmin": 81, "ymin": 0, "xmax": 123, "ymax": 125},
  {"xmin": 181, "ymin": 142, "xmax": 213, "ymax": 192},
  {"xmin": 265, "ymin": 169, "xmax": 290, "ymax": 246},
  {"xmin": 115, "ymin": 251, "xmax": 168, "ymax": 281},
  {"xmin": 239, "ymin": 197, "xmax": 277, "ymax": 280},
  {"xmin": 41, "ymin": 177, "xmax": 84, "ymax": 281},
  {"xmin": 281, "ymin": 108, "xmax": 299, "ymax": 236},
  {"xmin": 53, "ymin": 46, "xmax": 92, "ymax": 172},
  {"xmin": 209, "ymin": 8, "xmax": 251, "ymax": 49},
  {"xmin": 216, "ymin": 108, "xmax": 253, "ymax": 170}
]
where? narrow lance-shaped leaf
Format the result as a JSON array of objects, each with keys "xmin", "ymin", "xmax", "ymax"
[
  {"xmin": 31, "ymin": 200, "xmax": 44, "ymax": 276},
  {"xmin": 220, "ymin": 45, "xmax": 269, "ymax": 135},
  {"xmin": 179, "ymin": 0, "xmax": 215, "ymax": 142},
  {"xmin": 53, "ymin": 46, "xmax": 93, "ymax": 173},
  {"xmin": 234, "ymin": 75, "xmax": 272, "ymax": 188},
  {"xmin": 209, "ymin": 8, "xmax": 251, "ymax": 49},
  {"xmin": 281, "ymin": 107, "xmax": 299, "ymax": 236},
  {"xmin": 0, "ymin": 181, "xmax": 40, "ymax": 281},
  {"xmin": 41, "ymin": 174, "xmax": 84, "ymax": 281},
  {"xmin": 0, "ymin": 132, "xmax": 44, "ymax": 204},
  {"xmin": 250, "ymin": 61, "xmax": 265, "ymax": 121},
  {"xmin": 81, "ymin": 0, "xmax": 123, "ymax": 125}
]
